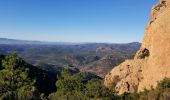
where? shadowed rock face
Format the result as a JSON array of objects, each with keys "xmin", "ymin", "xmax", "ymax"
[{"xmin": 104, "ymin": 0, "xmax": 170, "ymax": 94}]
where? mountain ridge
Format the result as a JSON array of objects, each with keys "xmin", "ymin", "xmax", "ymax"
[
  {"xmin": 0, "ymin": 37, "xmax": 140, "ymax": 45},
  {"xmin": 0, "ymin": 39, "xmax": 140, "ymax": 77}
]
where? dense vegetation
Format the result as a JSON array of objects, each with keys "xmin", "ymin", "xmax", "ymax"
[
  {"xmin": 1, "ymin": 53, "xmax": 170, "ymax": 100},
  {"xmin": 0, "ymin": 53, "xmax": 57, "ymax": 99},
  {"xmin": 48, "ymin": 68, "xmax": 115, "ymax": 100},
  {"xmin": 0, "ymin": 53, "xmax": 40, "ymax": 99}
]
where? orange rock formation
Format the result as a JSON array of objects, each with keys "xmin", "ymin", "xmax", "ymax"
[{"xmin": 104, "ymin": 0, "xmax": 170, "ymax": 94}]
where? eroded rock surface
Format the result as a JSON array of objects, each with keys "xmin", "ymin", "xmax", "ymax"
[{"xmin": 104, "ymin": 0, "xmax": 170, "ymax": 94}]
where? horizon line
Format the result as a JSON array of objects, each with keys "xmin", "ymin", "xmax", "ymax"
[{"xmin": 0, "ymin": 37, "xmax": 141, "ymax": 44}]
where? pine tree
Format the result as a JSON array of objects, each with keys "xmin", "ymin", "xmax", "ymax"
[{"xmin": 0, "ymin": 53, "xmax": 40, "ymax": 100}]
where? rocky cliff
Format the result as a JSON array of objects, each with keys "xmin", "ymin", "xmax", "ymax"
[{"xmin": 104, "ymin": 0, "xmax": 170, "ymax": 94}]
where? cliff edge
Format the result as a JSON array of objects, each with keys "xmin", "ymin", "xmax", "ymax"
[{"xmin": 104, "ymin": 0, "xmax": 170, "ymax": 94}]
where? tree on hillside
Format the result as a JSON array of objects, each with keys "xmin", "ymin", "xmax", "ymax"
[
  {"xmin": 49, "ymin": 68, "xmax": 87, "ymax": 100},
  {"xmin": 85, "ymin": 79, "xmax": 114, "ymax": 99},
  {"xmin": 0, "ymin": 53, "xmax": 40, "ymax": 100}
]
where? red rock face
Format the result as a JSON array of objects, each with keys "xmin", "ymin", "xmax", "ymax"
[{"xmin": 104, "ymin": 0, "xmax": 170, "ymax": 94}]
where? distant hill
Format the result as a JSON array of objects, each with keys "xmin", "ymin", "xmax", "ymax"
[
  {"xmin": 0, "ymin": 38, "xmax": 45, "ymax": 44},
  {"xmin": 80, "ymin": 42, "xmax": 141, "ymax": 77},
  {"xmin": 0, "ymin": 38, "xmax": 141, "ymax": 77},
  {"xmin": 0, "ymin": 38, "xmax": 77, "ymax": 45}
]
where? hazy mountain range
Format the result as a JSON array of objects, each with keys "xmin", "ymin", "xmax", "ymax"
[
  {"xmin": 0, "ymin": 38, "xmax": 141, "ymax": 77},
  {"xmin": 0, "ymin": 38, "xmax": 79, "ymax": 45}
]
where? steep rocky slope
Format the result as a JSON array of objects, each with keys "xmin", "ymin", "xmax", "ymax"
[{"xmin": 104, "ymin": 0, "xmax": 170, "ymax": 94}]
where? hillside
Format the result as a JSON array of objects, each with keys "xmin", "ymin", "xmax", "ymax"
[
  {"xmin": 0, "ymin": 39, "xmax": 140, "ymax": 77},
  {"xmin": 1, "ymin": 52, "xmax": 170, "ymax": 100}
]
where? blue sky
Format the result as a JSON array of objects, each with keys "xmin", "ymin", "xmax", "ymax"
[{"xmin": 0, "ymin": 0, "xmax": 158, "ymax": 43}]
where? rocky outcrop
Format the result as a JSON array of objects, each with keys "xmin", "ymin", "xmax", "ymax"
[{"xmin": 104, "ymin": 0, "xmax": 170, "ymax": 94}]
